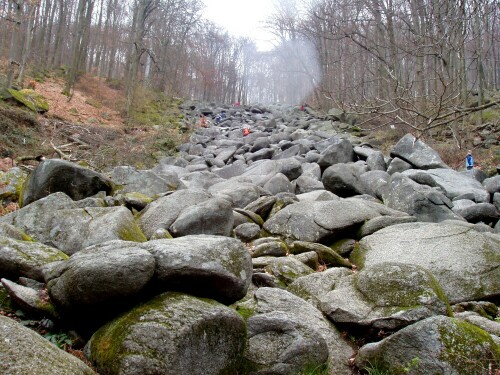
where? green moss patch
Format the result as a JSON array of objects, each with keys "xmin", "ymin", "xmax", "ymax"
[
  {"xmin": 439, "ymin": 319, "xmax": 500, "ymax": 373},
  {"xmin": 8, "ymin": 89, "xmax": 49, "ymax": 113}
]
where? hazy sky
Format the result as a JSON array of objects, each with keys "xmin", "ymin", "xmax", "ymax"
[{"xmin": 201, "ymin": 0, "xmax": 278, "ymax": 51}]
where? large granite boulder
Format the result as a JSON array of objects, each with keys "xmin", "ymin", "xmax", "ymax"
[
  {"xmin": 142, "ymin": 235, "xmax": 252, "ymax": 304},
  {"xmin": 263, "ymin": 172, "xmax": 294, "ymax": 195},
  {"xmin": 0, "ymin": 192, "xmax": 77, "ymax": 242},
  {"xmin": 351, "ymin": 221, "xmax": 500, "ymax": 303},
  {"xmin": 86, "ymin": 292, "xmax": 246, "ymax": 375},
  {"xmin": 235, "ymin": 287, "xmax": 354, "ymax": 375},
  {"xmin": 290, "ymin": 263, "xmax": 450, "ymax": 331},
  {"xmin": 45, "ymin": 206, "xmax": 147, "ymax": 254},
  {"xmin": 3, "ymin": 192, "xmax": 137, "ymax": 255},
  {"xmin": 451, "ymin": 201, "xmax": 499, "ymax": 225},
  {"xmin": 356, "ymin": 316, "xmax": 500, "ymax": 375},
  {"xmin": 241, "ymin": 158, "xmax": 302, "ymax": 182},
  {"xmin": 138, "ymin": 189, "xmax": 211, "ymax": 239},
  {"xmin": 45, "ymin": 241, "xmax": 155, "ymax": 316},
  {"xmin": 317, "ymin": 137, "xmax": 357, "ymax": 168},
  {"xmin": 170, "ymin": 197, "xmax": 234, "ymax": 237},
  {"xmin": 20, "ymin": 159, "xmax": 114, "ymax": 207},
  {"xmin": 208, "ymin": 179, "xmax": 261, "ymax": 208},
  {"xmin": 382, "ymin": 173, "xmax": 464, "ymax": 222},
  {"xmin": 404, "ymin": 168, "xmax": 490, "ymax": 203},
  {"xmin": 390, "ymin": 134, "xmax": 448, "ymax": 169},
  {"xmin": 0, "ymin": 315, "xmax": 96, "ymax": 374},
  {"xmin": 322, "ymin": 162, "xmax": 368, "ymax": 197},
  {"xmin": 109, "ymin": 166, "xmax": 184, "ymax": 196},
  {"xmin": 263, "ymin": 198, "xmax": 406, "ymax": 243},
  {"xmin": 0, "ymin": 235, "xmax": 68, "ymax": 282},
  {"xmin": 243, "ymin": 311, "xmax": 329, "ymax": 374}
]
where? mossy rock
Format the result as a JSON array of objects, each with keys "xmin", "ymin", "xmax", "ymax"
[
  {"xmin": 0, "ymin": 167, "xmax": 28, "ymax": 201},
  {"xmin": 357, "ymin": 316, "xmax": 500, "ymax": 375},
  {"xmin": 87, "ymin": 292, "xmax": 246, "ymax": 375},
  {"xmin": 7, "ymin": 89, "xmax": 49, "ymax": 113},
  {"xmin": 0, "ymin": 285, "xmax": 13, "ymax": 311}
]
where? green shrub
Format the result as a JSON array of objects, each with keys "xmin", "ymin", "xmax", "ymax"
[{"xmin": 44, "ymin": 332, "xmax": 73, "ymax": 349}]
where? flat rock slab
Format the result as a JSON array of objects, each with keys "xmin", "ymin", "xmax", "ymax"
[
  {"xmin": 264, "ymin": 198, "xmax": 405, "ymax": 243},
  {"xmin": 0, "ymin": 315, "xmax": 95, "ymax": 374}
]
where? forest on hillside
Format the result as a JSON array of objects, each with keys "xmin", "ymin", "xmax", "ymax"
[{"xmin": 0, "ymin": 0, "xmax": 499, "ymax": 135}]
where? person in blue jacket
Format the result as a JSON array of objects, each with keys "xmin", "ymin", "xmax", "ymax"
[{"xmin": 466, "ymin": 150, "xmax": 474, "ymax": 170}]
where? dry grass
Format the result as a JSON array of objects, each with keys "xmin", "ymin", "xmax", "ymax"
[
  {"xmin": 1, "ymin": 72, "xmax": 190, "ymax": 171},
  {"xmin": 35, "ymin": 74, "xmax": 124, "ymax": 129}
]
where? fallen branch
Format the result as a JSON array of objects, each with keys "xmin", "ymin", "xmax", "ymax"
[{"xmin": 50, "ymin": 141, "xmax": 72, "ymax": 160}]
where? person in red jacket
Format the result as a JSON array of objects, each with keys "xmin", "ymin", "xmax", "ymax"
[{"xmin": 243, "ymin": 127, "xmax": 250, "ymax": 136}]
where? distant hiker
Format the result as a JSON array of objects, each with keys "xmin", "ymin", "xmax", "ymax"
[
  {"xmin": 214, "ymin": 111, "xmax": 226, "ymax": 125},
  {"xmin": 465, "ymin": 150, "xmax": 474, "ymax": 170},
  {"xmin": 199, "ymin": 115, "xmax": 208, "ymax": 128},
  {"xmin": 243, "ymin": 127, "xmax": 250, "ymax": 136}
]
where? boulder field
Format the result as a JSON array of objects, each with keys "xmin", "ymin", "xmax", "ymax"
[{"xmin": 0, "ymin": 103, "xmax": 499, "ymax": 374}]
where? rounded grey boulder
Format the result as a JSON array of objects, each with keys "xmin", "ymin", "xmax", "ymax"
[
  {"xmin": 143, "ymin": 235, "xmax": 252, "ymax": 304},
  {"xmin": 86, "ymin": 292, "xmax": 246, "ymax": 375},
  {"xmin": 21, "ymin": 159, "xmax": 114, "ymax": 207},
  {"xmin": 356, "ymin": 316, "xmax": 500, "ymax": 374},
  {"xmin": 46, "ymin": 241, "xmax": 155, "ymax": 313}
]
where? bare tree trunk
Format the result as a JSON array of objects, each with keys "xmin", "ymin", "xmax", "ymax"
[
  {"xmin": 42, "ymin": 0, "xmax": 57, "ymax": 70},
  {"xmin": 126, "ymin": 0, "xmax": 157, "ymax": 118},
  {"xmin": 51, "ymin": 0, "xmax": 66, "ymax": 68},
  {"xmin": 34, "ymin": 0, "xmax": 50, "ymax": 72},
  {"xmin": 64, "ymin": 0, "xmax": 90, "ymax": 96},
  {"xmin": 5, "ymin": 0, "xmax": 23, "ymax": 89},
  {"xmin": 17, "ymin": 2, "xmax": 38, "ymax": 86},
  {"xmin": 106, "ymin": 0, "xmax": 119, "ymax": 79}
]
